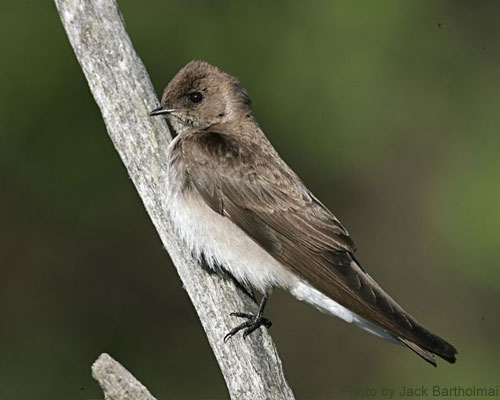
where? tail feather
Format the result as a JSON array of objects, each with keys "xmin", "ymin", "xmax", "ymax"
[
  {"xmin": 399, "ymin": 338, "xmax": 437, "ymax": 366},
  {"xmin": 399, "ymin": 336, "xmax": 457, "ymax": 366}
]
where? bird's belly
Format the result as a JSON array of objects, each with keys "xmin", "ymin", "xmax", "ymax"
[{"xmin": 166, "ymin": 188, "xmax": 297, "ymax": 294}]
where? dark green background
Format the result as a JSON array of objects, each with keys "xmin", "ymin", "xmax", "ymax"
[{"xmin": 1, "ymin": 1, "xmax": 499, "ymax": 399}]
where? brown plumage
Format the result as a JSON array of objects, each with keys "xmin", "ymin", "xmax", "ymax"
[{"xmin": 150, "ymin": 60, "xmax": 458, "ymax": 366}]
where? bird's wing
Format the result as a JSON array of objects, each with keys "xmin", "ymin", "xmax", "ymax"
[{"xmin": 181, "ymin": 129, "xmax": 457, "ymax": 364}]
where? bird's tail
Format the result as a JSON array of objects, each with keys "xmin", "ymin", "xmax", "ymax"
[{"xmin": 399, "ymin": 335, "xmax": 457, "ymax": 367}]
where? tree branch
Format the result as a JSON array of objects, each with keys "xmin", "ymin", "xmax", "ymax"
[
  {"xmin": 53, "ymin": 0, "xmax": 294, "ymax": 398},
  {"xmin": 92, "ymin": 354, "xmax": 157, "ymax": 400}
]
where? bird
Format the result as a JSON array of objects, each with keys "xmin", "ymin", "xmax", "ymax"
[{"xmin": 149, "ymin": 60, "xmax": 457, "ymax": 366}]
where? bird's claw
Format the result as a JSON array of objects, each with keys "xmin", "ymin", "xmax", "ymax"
[{"xmin": 223, "ymin": 312, "xmax": 272, "ymax": 342}]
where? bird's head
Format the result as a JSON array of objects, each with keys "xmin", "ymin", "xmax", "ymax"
[{"xmin": 149, "ymin": 60, "xmax": 252, "ymax": 135}]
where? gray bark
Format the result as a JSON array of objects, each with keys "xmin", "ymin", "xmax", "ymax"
[
  {"xmin": 53, "ymin": 0, "xmax": 295, "ymax": 399},
  {"xmin": 92, "ymin": 354, "xmax": 157, "ymax": 400}
]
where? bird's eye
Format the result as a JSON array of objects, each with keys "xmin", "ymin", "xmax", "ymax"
[{"xmin": 188, "ymin": 91, "xmax": 203, "ymax": 104}]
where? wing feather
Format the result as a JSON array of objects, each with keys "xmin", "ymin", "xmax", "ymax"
[{"xmin": 181, "ymin": 129, "xmax": 457, "ymax": 362}]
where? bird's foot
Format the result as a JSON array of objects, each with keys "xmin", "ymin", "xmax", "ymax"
[{"xmin": 223, "ymin": 312, "xmax": 272, "ymax": 342}]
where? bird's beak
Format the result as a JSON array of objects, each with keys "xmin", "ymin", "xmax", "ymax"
[{"xmin": 149, "ymin": 106, "xmax": 175, "ymax": 117}]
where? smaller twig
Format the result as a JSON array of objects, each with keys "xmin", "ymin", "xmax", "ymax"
[{"xmin": 91, "ymin": 353, "xmax": 157, "ymax": 400}]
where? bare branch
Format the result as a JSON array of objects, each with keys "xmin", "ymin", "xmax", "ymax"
[
  {"xmin": 92, "ymin": 354, "xmax": 157, "ymax": 400},
  {"xmin": 53, "ymin": 0, "xmax": 294, "ymax": 398}
]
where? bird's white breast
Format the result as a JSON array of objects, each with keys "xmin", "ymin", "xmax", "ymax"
[{"xmin": 165, "ymin": 179, "xmax": 296, "ymax": 294}]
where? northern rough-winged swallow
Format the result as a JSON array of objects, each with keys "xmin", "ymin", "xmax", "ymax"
[{"xmin": 150, "ymin": 60, "xmax": 457, "ymax": 366}]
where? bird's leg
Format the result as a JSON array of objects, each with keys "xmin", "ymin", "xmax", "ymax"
[
  {"xmin": 225, "ymin": 273, "xmax": 257, "ymax": 303},
  {"xmin": 224, "ymin": 293, "xmax": 272, "ymax": 342},
  {"xmin": 199, "ymin": 254, "xmax": 257, "ymax": 302}
]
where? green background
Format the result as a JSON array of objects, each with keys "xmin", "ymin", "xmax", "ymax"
[{"xmin": 1, "ymin": 1, "xmax": 499, "ymax": 398}]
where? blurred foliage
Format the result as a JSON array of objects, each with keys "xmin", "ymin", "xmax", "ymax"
[{"xmin": 0, "ymin": 0, "xmax": 499, "ymax": 399}]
